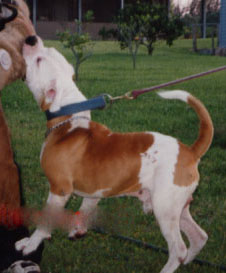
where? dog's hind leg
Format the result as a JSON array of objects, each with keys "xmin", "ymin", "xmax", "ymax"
[
  {"xmin": 69, "ymin": 197, "xmax": 100, "ymax": 239},
  {"xmin": 180, "ymin": 204, "xmax": 208, "ymax": 264},
  {"xmin": 152, "ymin": 191, "xmax": 187, "ymax": 273}
]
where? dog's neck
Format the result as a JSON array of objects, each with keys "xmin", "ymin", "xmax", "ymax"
[
  {"xmin": 59, "ymin": 89, "xmax": 86, "ymax": 109},
  {"xmin": 43, "ymin": 85, "xmax": 91, "ymax": 131}
]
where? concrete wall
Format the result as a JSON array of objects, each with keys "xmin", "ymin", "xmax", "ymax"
[{"xmin": 36, "ymin": 21, "xmax": 116, "ymax": 40}]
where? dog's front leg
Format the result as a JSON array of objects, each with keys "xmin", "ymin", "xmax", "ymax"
[
  {"xmin": 15, "ymin": 192, "xmax": 70, "ymax": 255},
  {"xmin": 69, "ymin": 198, "xmax": 100, "ymax": 239}
]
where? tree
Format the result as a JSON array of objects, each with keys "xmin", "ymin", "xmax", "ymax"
[
  {"xmin": 57, "ymin": 31, "xmax": 94, "ymax": 81},
  {"xmin": 116, "ymin": 2, "xmax": 183, "ymax": 69},
  {"xmin": 141, "ymin": 4, "xmax": 184, "ymax": 55},
  {"xmin": 57, "ymin": 11, "xmax": 94, "ymax": 81}
]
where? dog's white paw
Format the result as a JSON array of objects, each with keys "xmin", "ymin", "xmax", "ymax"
[
  {"xmin": 15, "ymin": 237, "xmax": 39, "ymax": 256},
  {"xmin": 15, "ymin": 238, "xmax": 30, "ymax": 252},
  {"xmin": 5, "ymin": 260, "xmax": 40, "ymax": 273},
  {"xmin": 15, "ymin": 229, "xmax": 51, "ymax": 255}
]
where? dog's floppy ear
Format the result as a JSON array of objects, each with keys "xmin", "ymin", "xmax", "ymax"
[
  {"xmin": 45, "ymin": 79, "xmax": 63, "ymax": 112},
  {"xmin": 46, "ymin": 88, "xmax": 56, "ymax": 102}
]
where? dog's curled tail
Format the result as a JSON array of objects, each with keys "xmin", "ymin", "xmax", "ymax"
[{"xmin": 158, "ymin": 90, "xmax": 214, "ymax": 159}]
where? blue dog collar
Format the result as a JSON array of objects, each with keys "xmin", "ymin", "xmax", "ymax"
[{"xmin": 45, "ymin": 95, "xmax": 107, "ymax": 121}]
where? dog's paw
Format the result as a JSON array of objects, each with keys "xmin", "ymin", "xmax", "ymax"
[
  {"xmin": 15, "ymin": 229, "xmax": 51, "ymax": 255},
  {"xmin": 68, "ymin": 228, "xmax": 87, "ymax": 240},
  {"xmin": 15, "ymin": 237, "xmax": 39, "ymax": 256},
  {"xmin": 5, "ymin": 260, "xmax": 40, "ymax": 273},
  {"xmin": 15, "ymin": 237, "xmax": 30, "ymax": 252}
]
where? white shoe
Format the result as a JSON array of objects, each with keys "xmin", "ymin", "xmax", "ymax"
[{"xmin": 4, "ymin": 260, "xmax": 40, "ymax": 273}]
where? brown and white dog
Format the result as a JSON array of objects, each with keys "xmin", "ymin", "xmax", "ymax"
[{"xmin": 16, "ymin": 36, "xmax": 214, "ymax": 273}]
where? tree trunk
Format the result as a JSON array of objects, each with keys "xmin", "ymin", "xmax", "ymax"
[{"xmin": 147, "ymin": 43, "xmax": 154, "ymax": 55}]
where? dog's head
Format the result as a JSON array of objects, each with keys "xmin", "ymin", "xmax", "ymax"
[{"xmin": 23, "ymin": 35, "xmax": 83, "ymax": 112}]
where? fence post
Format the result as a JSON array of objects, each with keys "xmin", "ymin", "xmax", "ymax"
[
  {"xmin": 217, "ymin": 24, "xmax": 220, "ymax": 47},
  {"xmin": 192, "ymin": 25, "xmax": 198, "ymax": 52},
  {"xmin": 211, "ymin": 27, "xmax": 215, "ymax": 55},
  {"xmin": 77, "ymin": 0, "xmax": 82, "ymax": 34},
  {"xmin": 219, "ymin": 0, "xmax": 226, "ymax": 48}
]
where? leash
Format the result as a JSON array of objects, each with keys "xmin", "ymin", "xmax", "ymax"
[
  {"xmin": 109, "ymin": 65, "xmax": 226, "ymax": 101},
  {"xmin": 45, "ymin": 65, "xmax": 226, "ymax": 121},
  {"xmin": 94, "ymin": 228, "xmax": 226, "ymax": 272},
  {"xmin": 0, "ymin": 0, "xmax": 18, "ymax": 31}
]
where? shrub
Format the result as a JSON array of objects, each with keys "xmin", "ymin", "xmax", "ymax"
[
  {"xmin": 115, "ymin": 1, "xmax": 184, "ymax": 68},
  {"xmin": 98, "ymin": 26, "xmax": 112, "ymax": 40},
  {"xmin": 57, "ymin": 30, "xmax": 94, "ymax": 81}
]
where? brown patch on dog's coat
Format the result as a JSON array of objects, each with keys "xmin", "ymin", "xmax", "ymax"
[
  {"xmin": 41, "ymin": 121, "xmax": 154, "ymax": 197},
  {"xmin": 174, "ymin": 143, "xmax": 199, "ymax": 187}
]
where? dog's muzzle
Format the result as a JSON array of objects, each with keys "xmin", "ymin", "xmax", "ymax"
[{"xmin": 25, "ymin": 35, "xmax": 38, "ymax": 46}]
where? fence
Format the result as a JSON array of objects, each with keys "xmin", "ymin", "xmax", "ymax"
[{"xmin": 192, "ymin": 23, "xmax": 219, "ymax": 55}]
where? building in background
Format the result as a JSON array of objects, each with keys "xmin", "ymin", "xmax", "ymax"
[{"xmin": 27, "ymin": 0, "xmax": 169, "ymax": 39}]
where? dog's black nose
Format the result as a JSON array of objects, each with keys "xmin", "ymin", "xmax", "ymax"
[{"xmin": 25, "ymin": 35, "xmax": 38, "ymax": 46}]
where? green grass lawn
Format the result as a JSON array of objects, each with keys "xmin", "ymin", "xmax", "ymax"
[{"xmin": 2, "ymin": 38, "xmax": 226, "ymax": 273}]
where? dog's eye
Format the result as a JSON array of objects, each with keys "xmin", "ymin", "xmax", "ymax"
[{"xmin": 36, "ymin": 57, "xmax": 42, "ymax": 64}]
